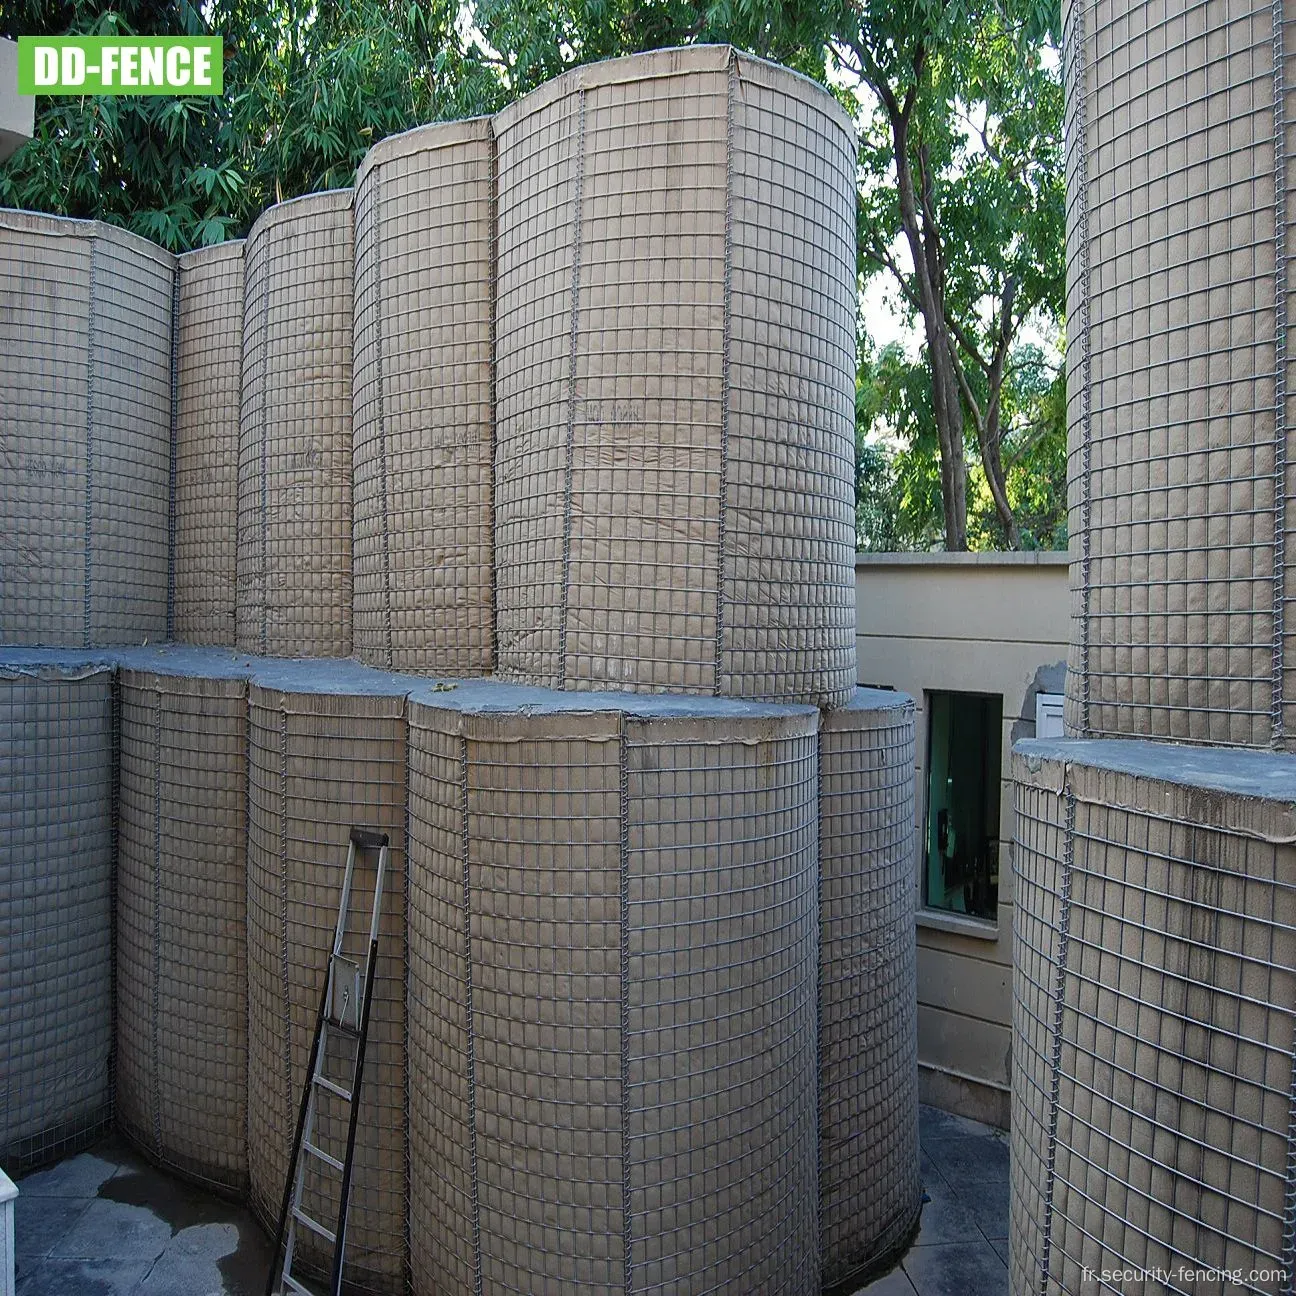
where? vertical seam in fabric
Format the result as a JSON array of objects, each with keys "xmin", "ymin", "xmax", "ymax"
[
  {"xmin": 716, "ymin": 53, "xmax": 737, "ymax": 696},
  {"xmin": 151, "ymin": 691, "xmax": 164, "ymax": 1155},
  {"xmin": 167, "ymin": 266, "xmax": 180, "ymax": 640},
  {"xmin": 259, "ymin": 276, "xmax": 271, "ymax": 656},
  {"xmin": 1272, "ymin": 0, "xmax": 1288, "ymax": 747},
  {"xmin": 559, "ymin": 88, "xmax": 587, "ymax": 690},
  {"xmin": 372, "ymin": 169, "xmax": 395, "ymax": 669},
  {"xmin": 1038, "ymin": 785, "xmax": 1077, "ymax": 1294},
  {"xmin": 460, "ymin": 735, "xmax": 483, "ymax": 1296},
  {"xmin": 487, "ymin": 130, "xmax": 501, "ymax": 674},
  {"xmin": 108, "ymin": 674, "xmax": 121, "ymax": 1129},
  {"xmin": 85, "ymin": 239, "xmax": 98, "ymax": 648},
  {"xmin": 1072, "ymin": 0, "xmax": 1094, "ymax": 735},
  {"xmin": 618, "ymin": 721, "xmax": 634, "ymax": 1296},
  {"xmin": 278, "ymin": 704, "xmax": 293, "ymax": 1112}
]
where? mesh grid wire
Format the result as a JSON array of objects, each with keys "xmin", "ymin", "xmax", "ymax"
[
  {"xmin": 817, "ymin": 690, "xmax": 921, "ymax": 1287},
  {"xmin": 1062, "ymin": 0, "xmax": 1291, "ymax": 748},
  {"xmin": 246, "ymin": 676, "xmax": 407, "ymax": 1291},
  {"xmin": 173, "ymin": 242, "xmax": 244, "ymax": 647},
  {"xmin": 1011, "ymin": 741, "xmax": 1296, "ymax": 1295},
  {"xmin": 406, "ymin": 690, "xmax": 821, "ymax": 1295},
  {"xmin": 238, "ymin": 191, "xmax": 355, "ymax": 658},
  {"xmin": 115, "ymin": 667, "xmax": 248, "ymax": 1194},
  {"xmin": 0, "ymin": 211, "xmax": 173, "ymax": 647},
  {"xmin": 492, "ymin": 46, "xmax": 857, "ymax": 706},
  {"xmin": 0, "ymin": 661, "xmax": 115, "ymax": 1171},
  {"xmin": 352, "ymin": 120, "xmax": 496, "ymax": 676}
]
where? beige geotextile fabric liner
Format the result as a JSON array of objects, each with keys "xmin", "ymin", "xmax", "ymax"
[
  {"xmin": 405, "ymin": 699, "xmax": 821, "ymax": 1295},
  {"xmin": 1063, "ymin": 0, "xmax": 1291, "ymax": 747},
  {"xmin": 817, "ymin": 694, "xmax": 920, "ymax": 1285},
  {"xmin": 0, "ymin": 212, "xmax": 173, "ymax": 647},
  {"xmin": 492, "ymin": 47, "xmax": 857, "ymax": 705},
  {"xmin": 246, "ymin": 683, "xmax": 406, "ymax": 1290},
  {"xmin": 353, "ymin": 121, "xmax": 496, "ymax": 675},
  {"xmin": 115, "ymin": 670, "xmax": 248, "ymax": 1192},
  {"xmin": 1010, "ymin": 750, "xmax": 1296, "ymax": 1291},
  {"xmin": 1, "ymin": 668, "xmax": 114, "ymax": 1164},
  {"xmin": 173, "ymin": 243, "xmax": 244, "ymax": 646},
  {"xmin": 238, "ymin": 191, "xmax": 354, "ymax": 658}
]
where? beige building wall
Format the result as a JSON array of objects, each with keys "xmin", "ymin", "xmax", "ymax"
[{"xmin": 855, "ymin": 551, "xmax": 1069, "ymax": 1128}]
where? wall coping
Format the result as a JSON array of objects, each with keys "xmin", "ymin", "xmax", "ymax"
[{"xmin": 855, "ymin": 550, "xmax": 1070, "ymax": 569}]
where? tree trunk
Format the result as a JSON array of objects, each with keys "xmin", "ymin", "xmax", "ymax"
[{"xmin": 890, "ymin": 115, "xmax": 968, "ymax": 549}]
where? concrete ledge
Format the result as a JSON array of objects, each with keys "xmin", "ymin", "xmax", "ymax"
[{"xmin": 857, "ymin": 550, "xmax": 1070, "ymax": 568}]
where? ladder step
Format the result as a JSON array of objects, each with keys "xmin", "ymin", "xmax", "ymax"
[
  {"xmin": 313, "ymin": 1075, "xmax": 353, "ymax": 1102},
  {"xmin": 324, "ymin": 1017, "xmax": 361, "ymax": 1039},
  {"xmin": 303, "ymin": 1140, "xmax": 344, "ymax": 1171},
  {"xmin": 281, "ymin": 1274, "xmax": 314, "ymax": 1295},
  {"xmin": 291, "ymin": 1206, "xmax": 337, "ymax": 1245}
]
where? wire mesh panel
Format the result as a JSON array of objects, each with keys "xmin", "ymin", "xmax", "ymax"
[
  {"xmin": 0, "ymin": 212, "xmax": 173, "ymax": 647},
  {"xmin": 1062, "ymin": 0, "xmax": 1286, "ymax": 747},
  {"xmin": 493, "ymin": 46, "xmax": 857, "ymax": 706},
  {"xmin": 353, "ymin": 120, "xmax": 496, "ymax": 675},
  {"xmin": 406, "ymin": 684, "xmax": 821, "ymax": 1295},
  {"xmin": 246, "ymin": 667, "xmax": 407, "ymax": 1291},
  {"xmin": 0, "ymin": 656, "xmax": 115, "ymax": 1171},
  {"xmin": 817, "ymin": 689, "xmax": 920, "ymax": 1287},
  {"xmin": 238, "ymin": 191, "xmax": 354, "ymax": 658},
  {"xmin": 1011, "ymin": 739, "xmax": 1296, "ymax": 1295},
  {"xmin": 116, "ymin": 662, "xmax": 248, "ymax": 1193},
  {"xmin": 173, "ymin": 242, "xmax": 244, "ymax": 646}
]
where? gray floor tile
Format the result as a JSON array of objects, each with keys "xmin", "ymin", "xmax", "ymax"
[
  {"xmin": 16, "ymin": 1152, "xmax": 117, "ymax": 1199},
  {"xmin": 15, "ymin": 1257, "xmax": 153, "ymax": 1296},
  {"xmin": 922, "ymin": 1130, "xmax": 1010, "ymax": 1185},
  {"xmin": 918, "ymin": 1104, "xmax": 998, "ymax": 1144},
  {"xmin": 133, "ymin": 1223, "xmax": 242, "ymax": 1296},
  {"xmin": 48, "ymin": 1197, "xmax": 172, "ymax": 1263},
  {"xmin": 990, "ymin": 1236, "xmax": 1010, "ymax": 1266},
  {"xmin": 910, "ymin": 1172, "xmax": 984, "ymax": 1247},
  {"xmin": 903, "ymin": 1238, "xmax": 1010, "ymax": 1296},
  {"xmin": 13, "ymin": 1193, "xmax": 94, "ymax": 1282},
  {"xmin": 856, "ymin": 1265, "xmax": 920, "ymax": 1294},
  {"xmin": 963, "ymin": 1169, "xmax": 1010, "ymax": 1240}
]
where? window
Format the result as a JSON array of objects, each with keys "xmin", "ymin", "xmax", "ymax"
[{"xmin": 924, "ymin": 690, "xmax": 1002, "ymax": 922}]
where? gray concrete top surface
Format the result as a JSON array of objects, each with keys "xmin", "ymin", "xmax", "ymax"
[{"xmin": 1015, "ymin": 736, "xmax": 1296, "ymax": 803}]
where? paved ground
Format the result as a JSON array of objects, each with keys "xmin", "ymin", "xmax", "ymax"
[{"xmin": 13, "ymin": 1105, "xmax": 1008, "ymax": 1295}]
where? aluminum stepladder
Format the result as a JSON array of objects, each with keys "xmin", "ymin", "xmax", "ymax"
[{"xmin": 266, "ymin": 827, "xmax": 391, "ymax": 1296}]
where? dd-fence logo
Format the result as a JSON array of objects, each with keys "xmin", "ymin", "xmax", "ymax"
[{"xmin": 17, "ymin": 37, "xmax": 223, "ymax": 95}]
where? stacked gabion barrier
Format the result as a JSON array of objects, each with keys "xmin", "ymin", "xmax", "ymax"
[
  {"xmin": 0, "ymin": 42, "xmax": 921, "ymax": 1295},
  {"xmin": 1012, "ymin": 1, "xmax": 1296, "ymax": 1292}
]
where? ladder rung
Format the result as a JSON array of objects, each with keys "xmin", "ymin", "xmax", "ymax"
[
  {"xmin": 292, "ymin": 1206, "xmax": 337, "ymax": 1245},
  {"xmin": 313, "ymin": 1074, "xmax": 353, "ymax": 1103},
  {"xmin": 281, "ymin": 1274, "xmax": 314, "ymax": 1295},
  {"xmin": 324, "ymin": 1017, "xmax": 361, "ymax": 1039},
  {"xmin": 303, "ymin": 1140, "xmax": 344, "ymax": 1171}
]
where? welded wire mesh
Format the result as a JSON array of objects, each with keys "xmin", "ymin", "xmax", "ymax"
[
  {"xmin": 173, "ymin": 242, "xmax": 244, "ymax": 646},
  {"xmin": 246, "ymin": 675, "xmax": 406, "ymax": 1291},
  {"xmin": 0, "ymin": 212, "xmax": 173, "ymax": 647},
  {"xmin": 817, "ymin": 690, "xmax": 921, "ymax": 1286},
  {"xmin": 1011, "ymin": 742, "xmax": 1296, "ymax": 1295},
  {"xmin": 352, "ymin": 121, "xmax": 496, "ymax": 676},
  {"xmin": 115, "ymin": 667, "xmax": 248, "ymax": 1193},
  {"xmin": 237, "ymin": 191, "xmax": 354, "ymax": 658},
  {"xmin": 1063, "ymin": 0, "xmax": 1286, "ymax": 748},
  {"xmin": 406, "ymin": 688, "xmax": 821, "ymax": 1295},
  {"xmin": 492, "ymin": 47, "xmax": 857, "ymax": 705},
  {"xmin": 0, "ymin": 660, "xmax": 115, "ymax": 1171}
]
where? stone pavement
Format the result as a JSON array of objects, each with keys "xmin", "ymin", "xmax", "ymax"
[{"xmin": 13, "ymin": 1104, "xmax": 1009, "ymax": 1294}]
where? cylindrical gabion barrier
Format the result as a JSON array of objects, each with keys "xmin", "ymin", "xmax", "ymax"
[
  {"xmin": 1062, "ymin": 0, "xmax": 1290, "ymax": 748},
  {"xmin": 818, "ymin": 689, "xmax": 921, "ymax": 1286},
  {"xmin": 246, "ymin": 662, "xmax": 407, "ymax": 1290},
  {"xmin": 1011, "ymin": 739, "xmax": 1296, "ymax": 1292},
  {"xmin": 0, "ymin": 212, "xmax": 174, "ymax": 647},
  {"xmin": 0, "ymin": 655, "xmax": 115, "ymax": 1170},
  {"xmin": 352, "ymin": 120, "xmax": 496, "ymax": 676},
  {"xmin": 115, "ymin": 652, "xmax": 249, "ymax": 1193},
  {"xmin": 173, "ymin": 242, "xmax": 245, "ymax": 647},
  {"xmin": 493, "ymin": 46, "xmax": 858, "ymax": 705},
  {"xmin": 406, "ymin": 683, "xmax": 821, "ymax": 1295},
  {"xmin": 238, "ymin": 191, "xmax": 355, "ymax": 658}
]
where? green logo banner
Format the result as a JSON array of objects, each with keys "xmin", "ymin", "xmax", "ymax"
[{"xmin": 17, "ymin": 36, "xmax": 223, "ymax": 96}]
